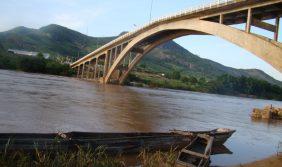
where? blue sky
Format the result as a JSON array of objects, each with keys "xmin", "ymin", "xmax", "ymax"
[{"xmin": 0, "ymin": 0, "xmax": 281, "ymax": 81}]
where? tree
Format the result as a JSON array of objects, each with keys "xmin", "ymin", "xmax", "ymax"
[{"xmin": 171, "ymin": 70, "xmax": 181, "ymax": 80}]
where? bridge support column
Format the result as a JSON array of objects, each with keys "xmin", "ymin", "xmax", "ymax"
[
  {"xmin": 94, "ymin": 58, "xmax": 99, "ymax": 80},
  {"xmin": 76, "ymin": 66, "xmax": 80, "ymax": 78},
  {"xmin": 81, "ymin": 63, "xmax": 85, "ymax": 79},
  {"xmin": 274, "ymin": 17, "xmax": 280, "ymax": 41},
  {"xmin": 219, "ymin": 14, "xmax": 224, "ymax": 24},
  {"xmin": 89, "ymin": 59, "xmax": 95, "ymax": 79},
  {"xmin": 103, "ymin": 51, "xmax": 109, "ymax": 78},
  {"xmin": 86, "ymin": 61, "xmax": 90, "ymax": 79},
  {"xmin": 108, "ymin": 49, "xmax": 113, "ymax": 71},
  {"xmin": 114, "ymin": 46, "xmax": 118, "ymax": 61},
  {"xmin": 246, "ymin": 8, "xmax": 252, "ymax": 33},
  {"xmin": 128, "ymin": 52, "xmax": 132, "ymax": 65}
]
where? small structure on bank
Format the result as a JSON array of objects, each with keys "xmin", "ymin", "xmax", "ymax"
[
  {"xmin": 251, "ymin": 105, "xmax": 282, "ymax": 120},
  {"xmin": 8, "ymin": 49, "xmax": 50, "ymax": 59}
]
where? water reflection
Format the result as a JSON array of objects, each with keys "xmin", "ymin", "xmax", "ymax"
[{"xmin": 0, "ymin": 69, "xmax": 281, "ymax": 166}]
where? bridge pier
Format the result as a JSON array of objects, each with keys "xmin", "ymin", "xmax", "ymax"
[
  {"xmin": 85, "ymin": 61, "xmax": 90, "ymax": 79},
  {"xmin": 94, "ymin": 58, "xmax": 98, "ymax": 80},
  {"xmin": 275, "ymin": 17, "xmax": 280, "ymax": 41},
  {"xmin": 81, "ymin": 63, "xmax": 85, "ymax": 79},
  {"xmin": 76, "ymin": 66, "xmax": 80, "ymax": 78},
  {"xmin": 246, "ymin": 8, "xmax": 252, "ymax": 33}
]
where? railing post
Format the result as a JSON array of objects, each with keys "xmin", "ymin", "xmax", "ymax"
[
  {"xmin": 246, "ymin": 8, "xmax": 252, "ymax": 33},
  {"xmin": 274, "ymin": 17, "xmax": 280, "ymax": 41}
]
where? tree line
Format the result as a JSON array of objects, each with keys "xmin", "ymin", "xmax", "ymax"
[
  {"xmin": 0, "ymin": 52, "xmax": 75, "ymax": 76},
  {"xmin": 126, "ymin": 70, "xmax": 282, "ymax": 101}
]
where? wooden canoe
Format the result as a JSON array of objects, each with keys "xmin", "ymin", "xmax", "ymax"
[{"xmin": 0, "ymin": 128, "xmax": 235, "ymax": 154}]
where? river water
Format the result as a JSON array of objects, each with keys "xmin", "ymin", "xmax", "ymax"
[{"xmin": 0, "ymin": 69, "xmax": 281, "ymax": 166}]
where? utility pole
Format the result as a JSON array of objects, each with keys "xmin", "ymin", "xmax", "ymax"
[{"xmin": 149, "ymin": 0, "xmax": 154, "ymax": 22}]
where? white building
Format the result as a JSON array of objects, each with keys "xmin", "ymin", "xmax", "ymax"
[{"xmin": 8, "ymin": 49, "xmax": 50, "ymax": 59}]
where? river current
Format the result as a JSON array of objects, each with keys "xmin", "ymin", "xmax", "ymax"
[{"xmin": 0, "ymin": 69, "xmax": 281, "ymax": 166}]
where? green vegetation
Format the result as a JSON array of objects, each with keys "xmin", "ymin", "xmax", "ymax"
[
  {"xmin": 0, "ymin": 146, "xmax": 124, "ymax": 167},
  {"xmin": 210, "ymin": 74, "xmax": 282, "ymax": 100},
  {"xmin": 0, "ymin": 52, "xmax": 75, "ymax": 76},
  {"xmin": 126, "ymin": 70, "xmax": 282, "ymax": 101},
  {"xmin": 0, "ymin": 143, "xmax": 178, "ymax": 167}
]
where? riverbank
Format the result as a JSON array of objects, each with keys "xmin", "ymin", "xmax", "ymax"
[
  {"xmin": 126, "ymin": 71, "xmax": 282, "ymax": 101},
  {"xmin": 234, "ymin": 155, "xmax": 282, "ymax": 167}
]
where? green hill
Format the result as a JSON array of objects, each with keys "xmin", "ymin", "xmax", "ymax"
[{"xmin": 0, "ymin": 24, "xmax": 281, "ymax": 86}]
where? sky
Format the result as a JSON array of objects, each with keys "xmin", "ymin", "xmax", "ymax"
[{"xmin": 0, "ymin": 0, "xmax": 281, "ymax": 81}]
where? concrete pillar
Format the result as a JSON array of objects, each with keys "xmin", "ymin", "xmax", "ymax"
[
  {"xmin": 77, "ymin": 66, "xmax": 80, "ymax": 78},
  {"xmin": 104, "ymin": 52, "xmax": 109, "ymax": 77},
  {"xmin": 94, "ymin": 58, "xmax": 99, "ymax": 80},
  {"xmin": 114, "ymin": 46, "xmax": 118, "ymax": 60},
  {"xmin": 246, "ymin": 8, "xmax": 252, "ymax": 33},
  {"xmin": 128, "ymin": 52, "xmax": 132, "ymax": 65},
  {"xmin": 89, "ymin": 60, "xmax": 95, "ymax": 79},
  {"xmin": 219, "ymin": 14, "xmax": 224, "ymax": 24},
  {"xmin": 86, "ymin": 61, "xmax": 90, "ymax": 79},
  {"xmin": 274, "ymin": 17, "xmax": 280, "ymax": 41},
  {"xmin": 108, "ymin": 49, "xmax": 113, "ymax": 70},
  {"xmin": 98, "ymin": 65, "xmax": 101, "ymax": 79},
  {"xmin": 81, "ymin": 63, "xmax": 85, "ymax": 79}
]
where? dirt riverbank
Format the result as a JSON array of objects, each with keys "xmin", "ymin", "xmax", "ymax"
[{"xmin": 234, "ymin": 155, "xmax": 282, "ymax": 167}]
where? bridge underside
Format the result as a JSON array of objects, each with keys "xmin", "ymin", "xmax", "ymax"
[{"xmin": 72, "ymin": 0, "xmax": 282, "ymax": 85}]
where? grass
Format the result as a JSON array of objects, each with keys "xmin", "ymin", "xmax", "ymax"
[
  {"xmin": 138, "ymin": 148, "xmax": 178, "ymax": 167},
  {"xmin": 0, "ymin": 141, "xmax": 178, "ymax": 167}
]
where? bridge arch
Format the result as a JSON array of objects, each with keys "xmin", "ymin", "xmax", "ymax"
[{"xmin": 105, "ymin": 19, "xmax": 282, "ymax": 84}]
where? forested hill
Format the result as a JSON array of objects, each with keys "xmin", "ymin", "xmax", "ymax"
[{"xmin": 0, "ymin": 24, "xmax": 281, "ymax": 86}]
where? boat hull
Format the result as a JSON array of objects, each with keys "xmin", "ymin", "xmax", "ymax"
[{"xmin": 0, "ymin": 132, "xmax": 191, "ymax": 154}]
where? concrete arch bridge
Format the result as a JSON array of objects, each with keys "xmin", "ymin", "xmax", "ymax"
[{"xmin": 71, "ymin": 0, "xmax": 282, "ymax": 84}]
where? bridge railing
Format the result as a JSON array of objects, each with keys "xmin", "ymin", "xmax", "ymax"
[
  {"xmin": 108, "ymin": 0, "xmax": 245, "ymax": 51},
  {"xmin": 72, "ymin": 0, "xmax": 245, "ymax": 66}
]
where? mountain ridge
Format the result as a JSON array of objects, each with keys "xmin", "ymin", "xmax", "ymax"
[{"xmin": 0, "ymin": 24, "xmax": 281, "ymax": 86}]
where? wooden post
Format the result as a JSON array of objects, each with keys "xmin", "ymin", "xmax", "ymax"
[
  {"xmin": 246, "ymin": 8, "xmax": 252, "ymax": 33},
  {"xmin": 274, "ymin": 17, "xmax": 280, "ymax": 41}
]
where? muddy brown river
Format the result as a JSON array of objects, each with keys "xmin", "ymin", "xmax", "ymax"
[{"xmin": 0, "ymin": 69, "xmax": 281, "ymax": 166}]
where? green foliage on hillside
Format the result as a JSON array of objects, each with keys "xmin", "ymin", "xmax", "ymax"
[
  {"xmin": 0, "ymin": 53, "xmax": 75, "ymax": 76},
  {"xmin": 126, "ymin": 72, "xmax": 282, "ymax": 101},
  {"xmin": 210, "ymin": 74, "xmax": 282, "ymax": 100}
]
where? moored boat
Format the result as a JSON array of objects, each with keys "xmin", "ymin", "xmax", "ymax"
[
  {"xmin": 0, "ymin": 128, "xmax": 235, "ymax": 154},
  {"xmin": 171, "ymin": 128, "xmax": 236, "ymax": 145}
]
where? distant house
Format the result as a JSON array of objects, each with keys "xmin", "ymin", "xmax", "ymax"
[{"xmin": 8, "ymin": 49, "xmax": 50, "ymax": 59}]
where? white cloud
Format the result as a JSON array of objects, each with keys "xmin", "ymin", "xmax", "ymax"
[{"xmin": 50, "ymin": 7, "xmax": 106, "ymax": 30}]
